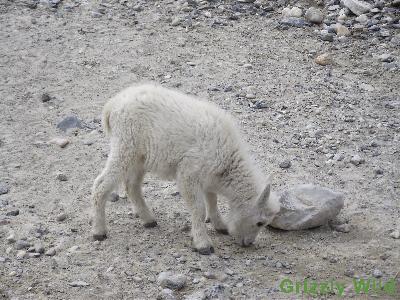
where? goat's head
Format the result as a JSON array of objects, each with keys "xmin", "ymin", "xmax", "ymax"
[{"xmin": 227, "ymin": 181, "xmax": 280, "ymax": 247}]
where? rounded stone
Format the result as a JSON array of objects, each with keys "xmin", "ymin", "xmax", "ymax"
[{"xmin": 305, "ymin": 7, "xmax": 324, "ymax": 24}]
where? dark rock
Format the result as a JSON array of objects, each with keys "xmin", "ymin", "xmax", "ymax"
[
  {"xmin": 57, "ymin": 115, "xmax": 84, "ymax": 132},
  {"xmin": 56, "ymin": 173, "xmax": 68, "ymax": 181},
  {"xmin": 279, "ymin": 160, "xmax": 291, "ymax": 169},
  {"xmin": 0, "ymin": 182, "xmax": 10, "ymax": 195},
  {"xmin": 6, "ymin": 209, "xmax": 19, "ymax": 216},
  {"xmin": 41, "ymin": 93, "xmax": 51, "ymax": 102},
  {"xmin": 279, "ymin": 18, "xmax": 311, "ymax": 28}
]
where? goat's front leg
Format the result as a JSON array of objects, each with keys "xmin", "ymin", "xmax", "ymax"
[
  {"xmin": 178, "ymin": 177, "xmax": 214, "ymax": 255},
  {"xmin": 125, "ymin": 165, "xmax": 157, "ymax": 228},
  {"xmin": 205, "ymin": 192, "xmax": 228, "ymax": 235}
]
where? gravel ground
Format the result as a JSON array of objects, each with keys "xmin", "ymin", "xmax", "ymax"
[{"xmin": 0, "ymin": 0, "xmax": 399, "ymax": 299}]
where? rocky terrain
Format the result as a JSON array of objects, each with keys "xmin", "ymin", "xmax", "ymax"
[{"xmin": 0, "ymin": 0, "xmax": 399, "ymax": 299}]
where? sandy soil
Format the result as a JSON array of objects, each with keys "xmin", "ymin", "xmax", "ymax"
[{"xmin": 0, "ymin": 0, "xmax": 399, "ymax": 299}]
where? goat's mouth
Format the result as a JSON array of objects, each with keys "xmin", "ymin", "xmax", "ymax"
[{"xmin": 241, "ymin": 239, "xmax": 254, "ymax": 247}]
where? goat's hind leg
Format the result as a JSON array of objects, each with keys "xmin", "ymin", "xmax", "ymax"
[{"xmin": 92, "ymin": 153, "xmax": 122, "ymax": 241}]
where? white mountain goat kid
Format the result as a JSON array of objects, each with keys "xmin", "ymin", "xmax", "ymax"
[{"xmin": 92, "ymin": 84, "xmax": 280, "ymax": 254}]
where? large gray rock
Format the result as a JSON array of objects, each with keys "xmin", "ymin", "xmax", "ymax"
[
  {"xmin": 270, "ymin": 184, "xmax": 344, "ymax": 230},
  {"xmin": 342, "ymin": 0, "xmax": 372, "ymax": 16}
]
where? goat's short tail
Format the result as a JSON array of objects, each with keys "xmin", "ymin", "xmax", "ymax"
[{"xmin": 102, "ymin": 99, "xmax": 114, "ymax": 136}]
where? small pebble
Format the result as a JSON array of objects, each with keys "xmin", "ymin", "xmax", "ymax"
[
  {"xmin": 16, "ymin": 240, "xmax": 31, "ymax": 250},
  {"xmin": 305, "ymin": 7, "xmax": 324, "ymax": 24},
  {"xmin": 282, "ymin": 7, "xmax": 303, "ymax": 18},
  {"xmin": 350, "ymin": 154, "xmax": 364, "ymax": 166},
  {"xmin": 344, "ymin": 269, "xmax": 355, "ymax": 277},
  {"xmin": 28, "ymin": 252, "xmax": 41, "ymax": 258},
  {"xmin": 243, "ymin": 63, "xmax": 253, "ymax": 69},
  {"xmin": 41, "ymin": 93, "xmax": 51, "ymax": 102},
  {"xmin": 45, "ymin": 248, "xmax": 56, "ymax": 256},
  {"xmin": 171, "ymin": 17, "xmax": 181, "ymax": 26},
  {"xmin": 69, "ymin": 245, "xmax": 80, "ymax": 252},
  {"xmin": 57, "ymin": 115, "xmax": 83, "ymax": 132},
  {"xmin": 56, "ymin": 173, "xmax": 68, "ymax": 181},
  {"xmin": 56, "ymin": 213, "xmax": 67, "ymax": 222},
  {"xmin": 320, "ymin": 30, "xmax": 334, "ymax": 42},
  {"xmin": 331, "ymin": 223, "xmax": 351, "ymax": 233},
  {"xmin": 6, "ymin": 233, "xmax": 16, "ymax": 243},
  {"xmin": 372, "ymin": 269, "xmax": 383, "ymax": 278},
  {"xmin": 34, "ymin": 242, "xmax": 45, "ymax": 254},
  {"xmin": 380, "ymin": 253, "xmax": 390, "ymax": 261},
  {"xmin": 335, "ymin": 23, "xmax": 351, "ymax": 36},
  {"xmin": 389, "ymin": 230, "xmax": 400, "ymax": 239},
  {"xmin": 50, "ymin": 138, "xmax": 70, "ymax": 148},
  {"xmin": 315, "ymin": 53, "xmax": 333, "ymax": 66},
  {"xmin": 329, "ymin": 257, "xmax": 338, "ymax": 263},
  {"xmin": 157, "ymin": 271, "xmax": 187, "ymax": 290},
  {"xmin": 158, "ymin": 288, "xmax": 176, "ymax": 300},
  {"xmin": 203, "ymin": 271, "xmax": 216, "ymax": 279},
  {"xmin": 6, "ymin": 209, "xmax": 19, "ymax": 216},
  {"xmin": 0, "ymin": 182, "xmax": 10, "ymax": 195},
  {"xmin": 279, "ymin": 160, "xmax": 291, "ymax": 169},
  {"xmin": 378, "ymin": 54, "xmax": 394, "ymax": 63},
  {"xmin": 69, "ymin": 280, "xmax": 90, "ymax": 287},
  {"xmin": 16, "ymin": 250, "xmax": 27, "ymax": 259},
  {"xmin": 245, "ymin": 93, "xmax": 256, "ymax": 99},
  {"xmin": 355, "ymin": 14, "xmax": 368, "ymax": 24}
]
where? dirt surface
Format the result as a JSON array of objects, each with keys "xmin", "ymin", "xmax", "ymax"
[{"xmin": 0, "ymin": 0, "xmax": 399, "ymax": 299}]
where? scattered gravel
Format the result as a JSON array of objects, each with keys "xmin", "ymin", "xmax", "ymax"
[{"xmin": 1, "ymin": 0, "xmax": 399, "ymax": 298}]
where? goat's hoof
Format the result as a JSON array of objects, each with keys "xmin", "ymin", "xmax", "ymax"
[
  {"xmin": 196, "ymin": 246, "xmax": 215, "ymax": 255},
  {"xmin": 216, "ymin": 228, "xmax": 229, "ymax": 235},
  {"xmin": 93, "ymin": 233, "xmax": 107, "ymax": 241},
  {"xmin": 204, "ymin": 217, "xmax": 211, "ymax": 223},
  {"xmin": 143, "ymin": 221, "xmax": 158, "ymax": 228}
]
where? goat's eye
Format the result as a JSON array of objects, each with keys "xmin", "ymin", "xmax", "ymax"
[{"xmin": 256, "ymin": 221, "xmax": 265, "ymax": 227}]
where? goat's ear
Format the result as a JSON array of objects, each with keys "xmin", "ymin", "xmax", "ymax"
[{"xmin": 256, "ymin": 182, "xmax": 271, "ymax": 208}]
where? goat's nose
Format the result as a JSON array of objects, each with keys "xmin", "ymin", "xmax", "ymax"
[{"xmin": 241, "ymin": 239, "xmax": 253, "ymax": 247}]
